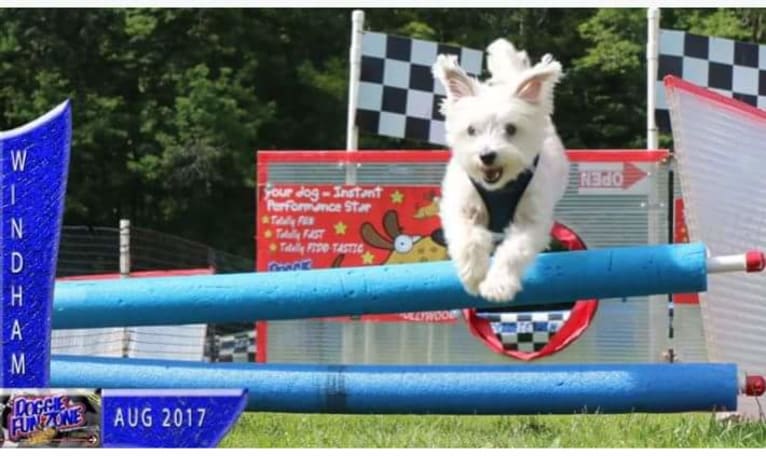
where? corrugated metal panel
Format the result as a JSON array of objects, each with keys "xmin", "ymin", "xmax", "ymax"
[
  {"xmin": 648, "ymin": 167, "xmax": 708, "ymax": 363},
  {"xmin": 261, "ymin": 154, "xmax": 707, "ymax": 364},
  {"xmin": 267, "ymin": 164, "xmax": 346, "ymax": 184},
  {"xmin": 667, "ymin": 80, "xmax": 766, "ymax": 374},
  {"xmin": 51, "ymin": 326, "xmax": 207, "ymax": 361},
  {"xmin": 267, "ymin": 298, "xmax": 654, "ymax": 365}
]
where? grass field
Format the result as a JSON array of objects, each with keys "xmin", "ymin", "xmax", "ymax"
[{"xmin": 220, "ymin": 412, "xmax": 766, "ymax": 447}]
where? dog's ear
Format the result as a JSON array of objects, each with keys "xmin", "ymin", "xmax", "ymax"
[
  {"xmin": 361, "ymin": 223, "xmax": 394, "ymax": 250},
  {"xmin": 486, "ymin": 39, "xmax": 530, "ymax": 82},
  {"xmin": 432, "ymin": 54, "xmax": 477, "ymax": 109},
  {"xmin": 513, "ymin": 57, "xmax": 563, "ymax": 113},
  {"xmin": 382, "ymin": 210, "xmax": 402, "ymax": 238}
]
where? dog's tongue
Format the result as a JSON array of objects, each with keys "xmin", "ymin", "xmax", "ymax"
[{"xmin": 484, "ymin": 168, "xmax": 502, "ymax": 183}]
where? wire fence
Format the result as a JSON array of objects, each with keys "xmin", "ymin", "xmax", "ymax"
[
  {"xmin": 57, "ymin": 226, "xmax": 120, "ymax": 277},
  {"xmin": 52, "ymin": 223, "xmax": 256, "ymax": 362},
  {"xmin": 56, "ymin": 225, "xmax": 253, "ymax": 276}
]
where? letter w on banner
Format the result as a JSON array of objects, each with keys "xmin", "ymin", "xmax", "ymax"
[{"xmin": 349, "ymin": 13, "xmax": 484, "ymax": 146}]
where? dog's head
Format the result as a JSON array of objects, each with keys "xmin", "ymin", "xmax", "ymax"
[{"xmin": 432, "ymin": 39, "xmax": 562, "ymax": 190}]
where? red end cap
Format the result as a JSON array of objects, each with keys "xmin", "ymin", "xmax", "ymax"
[
  {"xmin": 745, "ymin": 375, "xmax": 766, "ymax": 396},
  {"xmin": 745, "ymin": 251, "xmax": 765, "ymax": 272}
]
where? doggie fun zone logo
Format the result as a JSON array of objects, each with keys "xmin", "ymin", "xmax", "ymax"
[{"xmin": 7, "ymin": 394, "xmax": 85, "ymax": 441}]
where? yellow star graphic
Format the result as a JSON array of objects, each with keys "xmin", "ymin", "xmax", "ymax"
[
  {"xmin": 264, "ymin": 230, "xmax": 273, "ymax": 239},
  {"xmin": 261, "ymin": 215, "xmax": 270, "ymax": 224},
  {"xmin": 334, "ymin": 221, "xmax": 348, "ymax": 235},
  {"xmin": 390, "ymin": 190, "xmax": 404, "ymax": 204},
  {"xmin": 269, "ymin": 243, "xmax": 278, "ymax": 252},
  {"xmin": 361, "ymin": 251, "xmax": 375, "ymax": 265}
]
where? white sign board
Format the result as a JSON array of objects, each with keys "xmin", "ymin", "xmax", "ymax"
[{"xmin": 577, "ymin": 162, "xmax": 651, "ymax": 195}]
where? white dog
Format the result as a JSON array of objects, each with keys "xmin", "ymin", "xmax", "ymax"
[{"xmin": 432, "ymin": 39, "xmax": 569, "ymax": 303}]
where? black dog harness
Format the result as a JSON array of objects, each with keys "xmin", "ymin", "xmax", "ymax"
[{"xmin": 470, "ymin": 155, "xmax": 540, "ymax": 235}]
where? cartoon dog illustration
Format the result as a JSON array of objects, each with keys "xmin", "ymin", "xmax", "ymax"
[
  {"xmin": 414, "ymin": 192, "xmax": 441, "ymax": 219},
  {"xmin": 361, "ymin": 210, "xmax": 448, "ymax": 264}
]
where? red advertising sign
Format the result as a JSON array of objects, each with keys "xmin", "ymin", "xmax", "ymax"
[
  {"xmin": 255, "ymin": 149, "xmax": 670, "ymax": 361},
  {"xmin": 256, "ymin": 183, "xmax": 457, "ymax": 323}
]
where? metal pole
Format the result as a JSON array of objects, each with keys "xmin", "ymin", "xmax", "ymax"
[
  {"xmin": 345, "ymin": 10, "xmax": 367, "ymax": 358},
  {"xmin": 647, "ymin": 7, "xmax": 660, "ymax": 150},
  {"xmin": 646, "ymin": 7, "xmax": 663, "ymax": 361},
  {"xmin": 666, "ymin": 166, "xmax": 676, "ymax": 362},
  {"xmin": 345, "ymin": 10, "xmax": 365, "ymax": 185},
  {"xmin": 119, "ymin": 219, "xmax": 130, "ymax": 278},
  {"xmin": 118, "ymin": 219, "xmax": 131, "ymax": 357}
]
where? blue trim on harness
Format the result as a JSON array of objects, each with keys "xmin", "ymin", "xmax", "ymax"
[{"xmin": 470, "ymin": 155, "xmax": 540, "ymax": 234}]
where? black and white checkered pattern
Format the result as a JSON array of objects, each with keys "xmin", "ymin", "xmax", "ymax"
[
  {"xmin": 476, "ymin": 309, "xmax": 571, "ymax": 353},
  {"xmin": 657, "ymin": 29, "xmax": 766, "ymax": 131},
  {"xmin": 356, "ymin": 31, "xmax": 484, "ymax": 145},
  {"xmin": 215, "ymin": 330, "xmax": 256, "ymax": 362}
]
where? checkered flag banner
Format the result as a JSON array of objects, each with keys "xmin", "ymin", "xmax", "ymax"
[
  {"xmin": 214, "ymin": 329, "xmax": 256, "ymax": 363},
  {"xmin": 656, "ymin": 29, "xmax": 766, "ymax": 131},
  {"xmin": 476, "ymin": 308, "xmax": 572, "ymax": 353},
  {"xmin": 356, "ymin": 31, "xmax": 484, "ymax": 145}
]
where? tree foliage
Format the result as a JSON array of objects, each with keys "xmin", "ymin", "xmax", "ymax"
[{"xmin": 0, "ymin": 8, "xmax": 763, "ymax": 255}]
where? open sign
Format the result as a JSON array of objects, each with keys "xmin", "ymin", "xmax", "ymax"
[{"xmin": 578, "ymin": 162, "xmax": 649, "ymax": 194}]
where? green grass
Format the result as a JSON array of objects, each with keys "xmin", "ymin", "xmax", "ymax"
[{"xmin": 220, "ymin": 412, "xmax": 766, "ymax": 448}]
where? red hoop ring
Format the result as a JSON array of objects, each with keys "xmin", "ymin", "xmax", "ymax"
[{"xmin": 463, "ymin": 222, "xmax": 599, "ymax": 361}]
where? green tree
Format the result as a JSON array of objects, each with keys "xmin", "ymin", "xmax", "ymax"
[{"xmin": 1, "ymin": 8, "xmax": 764, "ymax": 256}]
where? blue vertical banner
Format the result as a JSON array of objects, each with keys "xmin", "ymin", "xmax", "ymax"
[
  {"xmin": 0, "ymin": 101, "xmax": 72, "ymax": 387},
  {"xmin": 0, "ymin": 104, "xmax": 249, "ymax": 447}
]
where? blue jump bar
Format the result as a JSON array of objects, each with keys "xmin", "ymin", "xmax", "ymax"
[
  {"xmin": 52, "ymin": 243, "xmax": 708, "ymax": 329},
  {"xmin": 50, "ymin": 356, "xmax": 737, "ymax": 414}
]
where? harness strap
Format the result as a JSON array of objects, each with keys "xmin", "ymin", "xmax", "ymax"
[{"xmin": 470, "ymin": 155, "xmax": 540, "ymax": 235}]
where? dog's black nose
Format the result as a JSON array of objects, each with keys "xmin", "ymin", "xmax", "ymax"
[{"xmin": 479, "ymin": 152, "xmax": 497, "ymax": 165}]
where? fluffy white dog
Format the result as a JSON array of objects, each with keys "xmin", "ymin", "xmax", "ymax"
[{"xmin": 432, "ymin": 39, "xmax": 569, "ymax": 303}]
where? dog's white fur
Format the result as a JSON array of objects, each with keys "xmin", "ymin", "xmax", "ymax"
[{"xmin": 433, "ymin": 39, "xmax": 569, "ymax": 302}]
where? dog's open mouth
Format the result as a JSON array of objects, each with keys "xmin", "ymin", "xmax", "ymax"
[{"xmin": 482, "ymin": 167, "xmax": 503, "ymax": 184}]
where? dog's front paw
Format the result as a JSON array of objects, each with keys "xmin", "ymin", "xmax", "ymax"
[
  {"xmin": 456, "ymin": 254, "xmax": 488, "ymax": 296},
  {"xmin": 478, "ymin": 269, "xmax": 522, "ymax": 303}
]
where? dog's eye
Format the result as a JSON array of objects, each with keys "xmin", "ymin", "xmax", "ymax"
[
  {"xmin": 467, "ymin": 126, "xmax": 476, "ymax": 136},
  {"xmin": 505, "ymin": 124, "xmax": 517, "ymax": 136}
]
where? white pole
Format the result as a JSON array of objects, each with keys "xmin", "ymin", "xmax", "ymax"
[
  {"xmin": 345, "ymin": 9, "xmax": 365, "ymax": 184},
  {"xmin": 647, "ymin": 7, "xmax": 660, "ymax": 150},
  {"xmin": 645, "ymin": 8, "xmax": 666, "ymax": 362},
  {"xmin": 119, "ymin": 219, "xmax": 131, "ymax": 278},
  {"xmin": 346, "ymin": 10, "xmax": 366, "ymax": 358},
  {"xmin": 119, "ymin": 219, "xmax": 131, "ymax": 357},
  {"xmin": 707, "ymin": 251, "xmax": 765, "ymax": 274}
]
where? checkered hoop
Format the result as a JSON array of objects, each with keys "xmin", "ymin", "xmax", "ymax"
[{"xmin": 464, "ymin": 222, "xmax": 598, "ymax": 361}]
